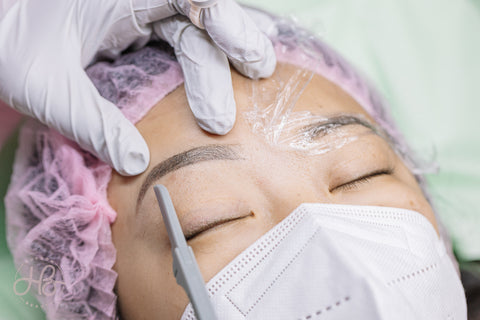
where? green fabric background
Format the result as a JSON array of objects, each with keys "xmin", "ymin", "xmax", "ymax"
[{"xmin": 1, "ymin": 0, "xmax": 479, "ymax": 318}]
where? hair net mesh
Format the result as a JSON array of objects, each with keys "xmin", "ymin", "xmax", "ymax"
[{"xmin": 5, "ymin": 8, "xmax": 445, "ymax": 320}]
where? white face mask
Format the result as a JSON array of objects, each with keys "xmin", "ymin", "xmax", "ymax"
[{"xmin": 181, "ymin": 203, "xmax": 467, "ymax": 320}]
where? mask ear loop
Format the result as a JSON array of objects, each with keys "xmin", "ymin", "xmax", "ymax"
[{"xmin": 154, "ymin": 184, "xmax": 218, "ymax": 320}]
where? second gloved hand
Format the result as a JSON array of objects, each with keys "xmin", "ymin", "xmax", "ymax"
[{"xmin": 0, "ymin": 0, "xmax": 276, "ymax": 176}]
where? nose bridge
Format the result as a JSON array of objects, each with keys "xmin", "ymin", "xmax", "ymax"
[{"xmin": 251, "ymin": 144, "xmax": 325, "ymax": 225}]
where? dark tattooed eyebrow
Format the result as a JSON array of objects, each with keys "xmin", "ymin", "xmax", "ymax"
[{"xmin": 136, "ymin": 144, "xmax": 242, "ymax": 210}]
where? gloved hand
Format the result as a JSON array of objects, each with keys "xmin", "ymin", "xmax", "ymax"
[{"xmin": 0, "ymin": 0, "xmax": 276, "ymax": 176}]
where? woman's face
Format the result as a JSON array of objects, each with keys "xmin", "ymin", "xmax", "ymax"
[{"xmin": 108, "ymin": 63, "xmax": 437, "ymax": 319}]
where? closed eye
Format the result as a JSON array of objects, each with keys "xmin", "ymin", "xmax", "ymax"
[
  {"xmin": 330, "ymin": 168, "xmax": 393, "ymax": 192},
  {"xmin": 185, "ymin": 214, "xmax": 253, "ymax": 241}
]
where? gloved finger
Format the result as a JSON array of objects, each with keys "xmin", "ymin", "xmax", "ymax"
[
  {"xmin": 200, "ymin": 0, "xmax": 277, "ymax": 80},
  {"xmin": 131, "ymin": 0, "xmax": 178, "ymax": 26},
  {"xmin": 0, "ymin": 0, "xmax": 17, "ymax": 19},
  {"xmin": 92, "ymin": 0, "xmax": 153, "ymax": 62},
  {"xmin": 24, "ymin": 62, "xmax": 150, "ymax": 176},
  {"xmin": 135, "ymin": 0, "xmax": 276, "ymax": 79},
  {"xmin": 154, "ymin": 16, "xmax": 236, "ymax": 135},
  {"xmin": 241, "ymin": 6, "xmax": 279, "ymax": 38}
]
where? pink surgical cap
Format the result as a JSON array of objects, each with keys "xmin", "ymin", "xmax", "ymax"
[{"xmin": 5, "ymin": 8, "xmax": 436, "ymax": 320}]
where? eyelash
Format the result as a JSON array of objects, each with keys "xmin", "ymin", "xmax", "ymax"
[
  {"xmin": 331, "ymin": 168, "xmax": 393, "ymax": 192},
  {"xmin": 185, "ymin": 215, "xmax": 251, "ymax": 241}
]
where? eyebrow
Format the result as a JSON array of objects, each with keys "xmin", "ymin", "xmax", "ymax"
[
  {"xmin": 136, "ymin": 144, "xmax": 242, "ymax": 208},
  {"xmin": 303, "ymin": 114, "xmax": 379, "ymax": 139}
]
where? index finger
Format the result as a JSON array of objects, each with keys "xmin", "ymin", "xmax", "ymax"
[{"xmin": 201, "ymin": 0, "xmax": 276, "ymax": 79}]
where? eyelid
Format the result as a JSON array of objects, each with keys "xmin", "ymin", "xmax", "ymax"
[
  {"xmin": 185, "ymin": 213, "xmax": 253, "ymax": 241},
  {"xmin": 330, "ymin": 168, "xmax": 393, "ymax": 193},
  {"xmin": 180, "ymin": 200, "xmax": 251, "ymax": 241}
]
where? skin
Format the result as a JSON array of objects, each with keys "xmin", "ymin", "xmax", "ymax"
[{"xmin": 108, "ymin": 63, "xmax": 438, "ymax": 319}]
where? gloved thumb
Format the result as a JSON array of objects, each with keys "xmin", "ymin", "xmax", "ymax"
[{"xmin": 40, "ymin": 68, "xmax": 150, "ymax": 176}]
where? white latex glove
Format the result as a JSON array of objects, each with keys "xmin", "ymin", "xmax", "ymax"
[
  {"xmin": 0, "ymin": 0, "xmax": 276, "ymax": 176},
  {"xmin": 152, "ymin": 1, "xmax": 276, "ymax": 134}
]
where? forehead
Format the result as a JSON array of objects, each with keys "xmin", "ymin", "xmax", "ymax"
[
  {"xmin": 135, "ymin": 63, "xmax": 374, "ymax": 154},
  {"xmin": 246, "ymin": 63, "xmax": 369, "ymax": 116}
]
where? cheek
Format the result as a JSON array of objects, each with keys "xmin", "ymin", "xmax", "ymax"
[
  {"xmin": 193, "ymin": 217, "xmax": 271, "ymax": 282},
  {"xmin": 113, "ymin": 246, "xmax": 190, "ymax": 319},
  {"xmin": 112, "ymin": 211, "xmax": 191, "ymax": 319},
  {"xmin": 332, "ymin": 161, "xmax": 438, "ymax": 235}
]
